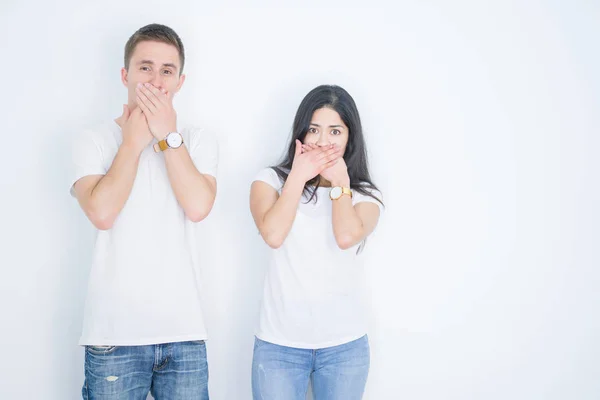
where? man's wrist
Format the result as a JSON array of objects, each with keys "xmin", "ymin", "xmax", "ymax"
[
  {"xmin": 156, "ymin": 131, "xmax": 169, "ymax": 141},
  {"xmin": 119, "ymin": 141, "xmax": 144, "ymax": 157}
]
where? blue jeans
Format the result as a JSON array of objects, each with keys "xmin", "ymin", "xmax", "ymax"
[
  {"xmin": 82, "ymin": 341, "xmax": 209, "ymax": 400},
  {"xmin": 252, "ymin": 335, "xmax": 370, "ymax": 400}
]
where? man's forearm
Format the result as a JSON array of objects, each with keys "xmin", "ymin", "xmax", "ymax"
[
  {"xmin": 164, "ymin": 146, "xmax": 216, "ymax": 222},
  {"xmin": 86, "ymin": 143, "xmax": 141, "ymax": 228}
]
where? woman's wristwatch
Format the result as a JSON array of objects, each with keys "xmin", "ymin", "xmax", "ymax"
[{"xmin": 329, "ymin": 186, "xmax": 352, "ymax": 200}]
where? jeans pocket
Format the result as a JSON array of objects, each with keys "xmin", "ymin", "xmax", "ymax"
[
  {"xmin": 86, "ymin": 345, "xmax": 119, "ymax": 355},
  {"xmin": 253, "ymin": 337, "xmax": 268, "ymax": 350}
]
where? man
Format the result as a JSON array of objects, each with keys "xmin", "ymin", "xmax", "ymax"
[{"xmin": 71, "ymin": 23, "xmax": 217, "ymax": 399}]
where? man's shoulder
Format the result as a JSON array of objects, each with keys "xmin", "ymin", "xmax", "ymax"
[
  {"xmin": 179, "ymin": 125, "xmax": 217, "ymax": 148},
  {"xmin": 72, "ymin": 121, "xmax": 120, "ymax": 152},
  {"xmin": 79, "ymin": 121, "xmax": 120, "ymax": 142},
  {"xmin": 179, "ymin": 124, "xmax": 205, "ymax": 137}
]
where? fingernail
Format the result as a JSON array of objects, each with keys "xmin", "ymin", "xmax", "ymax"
[{"xmin": 144, "ymin": 83, "xmax": 151, "ymax": 87}]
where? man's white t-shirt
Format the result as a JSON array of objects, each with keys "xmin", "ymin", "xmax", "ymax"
[
  {"xmin": 254, "ymin": 168, "xmax": 383, "ymax": 349},
  {"xmin": 71, "ymin": 121, "xmax": 218, "ymax": 346}
]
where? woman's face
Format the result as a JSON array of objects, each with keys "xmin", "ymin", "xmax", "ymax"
[{"xmin": 303, "ymin": 107, "xmax": 349, "ymax": 154}]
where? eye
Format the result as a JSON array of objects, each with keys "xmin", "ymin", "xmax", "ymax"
[
  {"xmin": 308, "ymin": 127, "xmax": 318, "ymax": 134},
  {"xmin": 162, "ymin": 69, "xmax": 173, "ymax": 75},
  {"xmin": 140, "ymin": 66, "xmax": 151, "ymax": 72},
  {"xmin": 331, "ymin": 129, "xmax": 341, "ymax": 135}
]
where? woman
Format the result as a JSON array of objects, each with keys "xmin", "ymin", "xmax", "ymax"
[{"xmin": 250, "ymin": 84, "xmax": 384, "ymax": 400}]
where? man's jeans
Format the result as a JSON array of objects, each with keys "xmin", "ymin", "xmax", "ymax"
[{"xmin": 82, "ymin": 341, "xmax": 209, "ymax": 399}]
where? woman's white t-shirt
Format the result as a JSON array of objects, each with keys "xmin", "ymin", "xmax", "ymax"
[{"xmin": 254, "ymin": 168, "xmax": 383, "ymax": 349}]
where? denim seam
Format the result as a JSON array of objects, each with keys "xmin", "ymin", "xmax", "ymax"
[{"xmin": 83, "ymin": 379, "xmax": 89, "ymax": 400}]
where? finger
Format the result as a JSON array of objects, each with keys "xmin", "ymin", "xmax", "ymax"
[
  {"xmin": 135, "ymin": 87, "xmax": 156, "ymax": 113},
  {"xmin": 306, "ymin": 143, "xmax": 319, "ymax": 151},
  {"xmin": 319, "ymin": 158, "xmax": 340, "ymax": 172},
  {"xmin": 315, "ymin": 143, "xmax": 335, "ymax": 153},
  {"xmin": 136, "ymin": 95, "xmax": 153, "ymax": 117},
  {"xmin": 319, "ymin": 150, "xmax": 343, "ymax": 166},
  {"xmin": 144, "ymin": 83, "xmax": 169, "ymax": 106},
  {"xmin": 305, "ymin": 145, "xmax": 325, "ymax": 158},
  {"xmin": 136, "ymin": 84, "xmax": 159, "ymax": 113},
  {"xmin": 316, "ymin": 146, "xmax": 342, "ymax": 162},
  {"xmin": 134, "ymin": 106, "xmax": 149, "ymax": 124},
  {"xmin": 130, "ymin": 106, "xmax": 143, "ymax": 116},
  {"xmin": 139, "ymin": 84, "xmax": 161, "ymax": 108},
  {"xmin": 294, "ymin": 139, "xmax": 302, "ymax": 158}
]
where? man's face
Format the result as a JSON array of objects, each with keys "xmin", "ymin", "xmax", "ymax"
[{"xmin": 121, "ymin": 40, "xmax": 185, "ymax": 108}]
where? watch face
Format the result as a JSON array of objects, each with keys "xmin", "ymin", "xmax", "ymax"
[
  {"xmin": 166, "ymin": 132, "xmax": 183, "ymax": 148},
  {"xmin": 330, "ymin": 187, "xmax": 342, "ymax": 199}
]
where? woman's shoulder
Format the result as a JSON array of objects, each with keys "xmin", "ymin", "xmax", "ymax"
[
  {"xmin": 352, "ymin": 182, "xmax": 384, "ymax": 210},
  {"xmin": 254, "ymin": 167, "xmax": 286, "ymax": 191}
]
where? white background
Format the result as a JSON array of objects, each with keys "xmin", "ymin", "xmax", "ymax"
[{"xmin": 0, "ymin": 1, "xmax": 598, "ymax": 399}]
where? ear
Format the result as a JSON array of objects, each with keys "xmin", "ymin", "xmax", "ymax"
[
  {"xmin": 121, "ymin": 67, "xmax": 129, "ymax": 87},
  {"xmin": 174, "ymin": 73, "xmax": 186, "ymax": 93}
]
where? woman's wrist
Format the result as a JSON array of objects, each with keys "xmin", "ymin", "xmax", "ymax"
[
  {"xmin": 286, "ymin": 170, "xmax": 307, "ymax": 190},
  {"xmin": 331, "ymin": 177, "xmax": 351, "ymax": 187}
]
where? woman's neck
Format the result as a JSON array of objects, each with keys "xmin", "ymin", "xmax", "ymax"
[{"xmin": 318, "ymin": 176, "xmax": 332, "ymax": 188}]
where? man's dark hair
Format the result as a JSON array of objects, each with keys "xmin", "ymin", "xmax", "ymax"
[{"xmin": 124, "ymin": 24, "xmax": 185, "ymax": 74}]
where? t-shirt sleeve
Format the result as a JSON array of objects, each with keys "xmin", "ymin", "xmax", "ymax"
[
  {"xmin": 70, "ymin": 129, "xmax": 106, "ymax": 197},
  {"xmin": 352, "ymin": 185, "xmax": 384, "ymax": 215},
  {"xmin": 188, "ymin": 128, "xmax": 218, "ymax": 178},
  {"xmin": 253, "ymin": 167, "xmax": 284, "ymax": 192}
]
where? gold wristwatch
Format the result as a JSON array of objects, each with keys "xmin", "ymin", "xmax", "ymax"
[{"xmin": 329, "ymin": 186, "xmax": 352, "ymax": 200}]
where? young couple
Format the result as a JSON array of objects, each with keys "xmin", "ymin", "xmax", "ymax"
[{"xmin": 72, "ymin": 23, "xmax": 383, "ymax": 400}]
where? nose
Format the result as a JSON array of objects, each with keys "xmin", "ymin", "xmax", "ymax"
[
  {"xmin": 150, "ymin": 72, "xmax": 164, "ymax": 90},
  {"xmin": 316, "ymin": 132, "xmax": 330, "ymax": 147}
]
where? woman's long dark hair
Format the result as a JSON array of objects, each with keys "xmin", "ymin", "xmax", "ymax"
[{"xmin": 272, "ymin": 84, "xmax": 383, "ymax": 205}]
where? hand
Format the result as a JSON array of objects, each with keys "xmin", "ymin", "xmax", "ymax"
[
  {"xmin": 302, "ymin": 143, "xmax": 350, "ymax": 186},
  {"xmin": 290, "ymin": 140, "xmax": 343, "ymax": 183},
  {"xmin": 320, "ymin": 155, "xmax": 350, "ymax": 187},
  {"xmin": 135, "ymin": 82, "xmax": 177, "ymax": 140},
  {"xmin": 118, "ymin": 104, "xmax": 153, "ymax": 153}
]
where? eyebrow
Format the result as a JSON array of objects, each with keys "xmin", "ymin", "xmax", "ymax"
[
  {"xmin": 309, "ymin": 123, "xmax": 345, "ymax": 128},
  {"xmin": 137, "ymin": 60, "xmax": 178, "ymax": 70}
]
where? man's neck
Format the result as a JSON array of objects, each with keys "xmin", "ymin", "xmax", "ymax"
[{"xmin": 115, "ymin": 103, "xmax": 138, "ymax": 128}]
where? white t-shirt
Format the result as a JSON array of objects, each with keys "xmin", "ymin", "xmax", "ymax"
[
  {"xmin": 254, "ymin": 168, "xmax": 384, "ymax": 349},
  {"xmin": 71, "ymin": 121, "xmax": 218, "ymax": 346}
]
